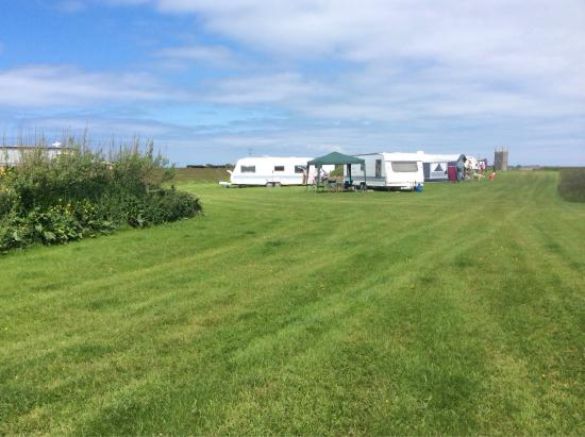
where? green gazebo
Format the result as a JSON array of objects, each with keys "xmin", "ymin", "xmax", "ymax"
[{"xmin": 307, "ymin": 151, "xmax": 366, "ymax": 190}]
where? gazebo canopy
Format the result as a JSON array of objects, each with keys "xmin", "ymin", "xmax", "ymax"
[
  {"xmin": 307, "ymin": 151, "xmax": 366, "ymax": 190},
  {"xmin": 307, "ymin": 151, "xmax": 364, "ymax": 166}
]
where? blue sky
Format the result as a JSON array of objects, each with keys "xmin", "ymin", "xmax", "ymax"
[{"xmin": 0, "ymin": 0, "xmax": 584, "ymax": 165}]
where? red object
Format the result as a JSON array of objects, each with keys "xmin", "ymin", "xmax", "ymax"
[{"xmin": 448, "ymin": 166, "xmax": 457, "ymax": 182}]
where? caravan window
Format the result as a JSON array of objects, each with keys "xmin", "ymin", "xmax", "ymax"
[
  {"xmin": 274, "ymin": 165, "xmax": 285, "ymax": 172},
  {"xmin": 391, "ymin": 161, "xmax": 418, "ymax": 172},
  {"xmin": 241, "ymin": 165, "xmax": 256, "ymax": 173},
  {"xmin": 294, "ymin": 165, "xmax": 305, "ymax": 173}
]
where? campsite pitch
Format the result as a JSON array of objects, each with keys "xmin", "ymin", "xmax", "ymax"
[{"xmin": 0, "ymin": 171, "xmax": 583, "ymax": 434}]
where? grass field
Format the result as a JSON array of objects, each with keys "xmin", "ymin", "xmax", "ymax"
[{"xmin": 1, "ymin": 172, "xmax": 584, "ymax": 434}]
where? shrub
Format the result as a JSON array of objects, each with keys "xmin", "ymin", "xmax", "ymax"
[
  {"xmin": 0, "ymin": 141, "xmax": 201, "ymax": 253},
  {"xmin": 558, "ymin": 169, "xmax": 585, "ymax": 202},
  {"xmin": 0, "ymin": 190, "xmax": 17, "ymax": 219},
  {"xmin": 141, "ymin": 189, "xmax": 202, "ymax": 224}
]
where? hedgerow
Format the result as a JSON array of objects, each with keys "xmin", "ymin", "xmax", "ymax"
[
  {"xmin": 558, "ymin": 168, "xmax": 585, "ymax": 203},
  {"xmin": 0, "ymin": 142, "xmax": 201, "ymax": 253}
]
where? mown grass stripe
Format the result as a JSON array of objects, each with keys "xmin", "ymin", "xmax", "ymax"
[{"xmin": 1, "ymin": 171, "xmax": 583, "ymax": 435}]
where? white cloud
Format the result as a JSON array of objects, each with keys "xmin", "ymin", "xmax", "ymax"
[
  {"xmin": 58, "ymin": 1, "xmax": 585, "ymax": 99},
  {"xmin": 20, "ymin": 116, "xmax": 165, "ymax": 136},
  {"xmin": 0, "ymin": 65, "xmax": 172, "ymax": 107},
  {"xmin": 56, "ymin": 1, "xmax": 585, "ymax": 120},
  {"xmin": 206, "ymin": 73, "xmax": 321, "ymax": 104},
  {"xmin": 149, "ymin": 0, "xmax": 585, "ymax": 62},
  {"xmin": 6, "ymin": 0, "xmax": 585, "ymax": 164},
  {"xmin": 139, "ymin": 0, "xmax": 585, "ymax": 118}
]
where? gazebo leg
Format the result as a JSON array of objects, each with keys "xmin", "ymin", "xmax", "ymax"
[{"xmin": 347, "ymin": 164, "xmax": 352, "ymax": 189}]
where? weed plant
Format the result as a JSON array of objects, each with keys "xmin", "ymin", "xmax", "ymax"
[{"xmin": 0, "ymin": 141, "xmax": 201, "ymax": 252}]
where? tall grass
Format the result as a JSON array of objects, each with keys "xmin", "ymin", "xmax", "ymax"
[
  {"xmin": 170, "ymin": 167, "xmax": 230, "ymax": 183},
  {"xmin": 558, "ymin": 168, "xmax": 585, "ymax": 202}
]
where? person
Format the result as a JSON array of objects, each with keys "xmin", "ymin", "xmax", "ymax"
[{"xmin": 456, "ymin": 155, "xmax": 466, "ymax": 182}]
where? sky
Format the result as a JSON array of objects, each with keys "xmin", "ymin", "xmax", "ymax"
[{"xmin": 0, "ymin": 0, "xmax": 584, "ymax": 166}]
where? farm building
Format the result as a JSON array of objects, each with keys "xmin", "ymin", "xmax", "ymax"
[{"xmin": 0, "ymin": 144, "xmax": 73, "ymax": 168}]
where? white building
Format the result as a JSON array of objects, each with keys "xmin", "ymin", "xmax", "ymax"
[{"xmin": 0, "ymin": 144, "xmax": 73, "ymax": 168}]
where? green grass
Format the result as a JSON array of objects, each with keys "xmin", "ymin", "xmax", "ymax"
[{"xmin": 1, "ymin": 172, "xmax": 584, "ymax": 434}]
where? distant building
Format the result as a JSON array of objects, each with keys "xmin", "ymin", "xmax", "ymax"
[
  {"xmin": 494, "ymin": 147, "xmax": 509, "ymax": 171},
  {"xmin": 0, "ymin": 144, "xmax": 74, "ymax": 168}
]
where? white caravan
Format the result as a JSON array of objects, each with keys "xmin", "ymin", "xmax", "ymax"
[
  {"xmin": 345, "ymin": 152, "xmax": 424, "ymax": 190},
  {"xmin": 226, "ymin": 156, "xmax": 332, "ymax": 186}
]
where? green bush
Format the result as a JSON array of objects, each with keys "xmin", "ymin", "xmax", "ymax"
[
  {"xmin": 142, "ymin": 189, "xmax": 202, "ymax": 224},
  {"xmin": 0, "ymin": 200, "xmax": 117, "ymax": 252},
  {"xmin": 0, "ymin": 190, "xmax": 17, "ymax": 219},
  {"xmin": 558, "ymin": 169, "xmax": 585, "ymax": 202},
  {"xmin": 0, "ymin": 142, "xmax": 201, "ymax": 253}
]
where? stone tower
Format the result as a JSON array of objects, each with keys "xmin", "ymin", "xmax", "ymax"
[{"xmin": 494, "ymin": 147, "xmax": 509, "ymax": 171}]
